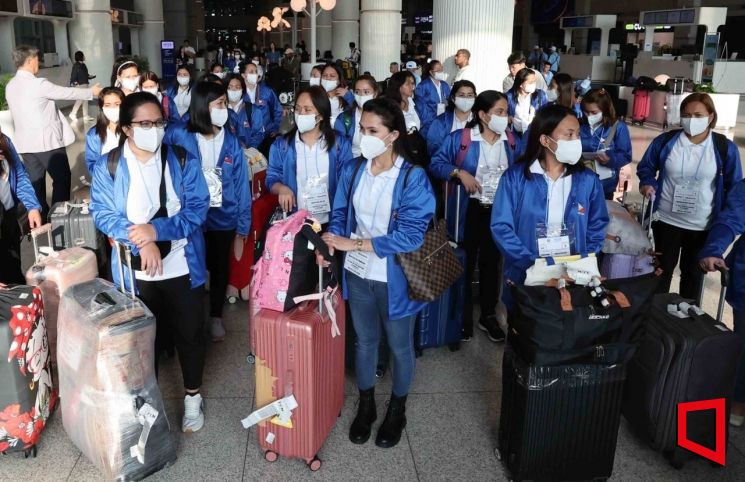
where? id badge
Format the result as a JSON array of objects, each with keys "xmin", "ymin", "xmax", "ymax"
[
  {"xmin": 303, "ymin": 176, "xmax": 331, "ymax": 215},
  {"xmin": 165, "ymin": 198, "xmax": 188, "ymax": 252},
  {"xmin": 480, "ymin": 169, "xmax": 504, "ymax": 205},
  {"xmin": 203, "ymin": 167, "xmax": 223, "ymax": 208},
  {"xmin": 672, "ymin": 180, "xmax": 699, "ymax": 215},
  {"xmin": 536, "ymin": 222, "xmax": 572, "ymax": 257},
  {"xmin": 344, "ymin": 233, "xmax": 370, "ymax": 278},
  {"xmin": 437, "ymin": 103, "xmax": 446, "ymax": 116}
]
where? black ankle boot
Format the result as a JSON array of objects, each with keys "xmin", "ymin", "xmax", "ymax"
[
  {"xmin": 375, "ymin": 394, "xmax": 407, "ymax": 448},
  {"xmin": 349, "ymin": 388, "xmax": 377, "ymax": 444}
]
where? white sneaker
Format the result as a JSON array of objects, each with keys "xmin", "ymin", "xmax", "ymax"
[
  {"xmin": 730, "ymin": 413, "xmax": 745, "ymax": 427},
  {"xmin": 210, "ymin": 317, "xmax": 226, "ymax": 342},
  {"xmin": 68, "ymin": 113, "xmax": 78, "ymax": 121},
  {"xmin": 182, "ymin": 393, "xmax": 204, "ymax": 433}
]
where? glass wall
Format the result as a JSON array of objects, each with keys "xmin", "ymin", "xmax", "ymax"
[{"xmin": 13, "ymin": 17, "xmax": 56, "ymax": 55}]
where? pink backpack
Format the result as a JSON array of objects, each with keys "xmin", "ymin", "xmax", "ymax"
[{"xmin": 250, "ymin": 209, "xmax": 328, "ymax": 312}]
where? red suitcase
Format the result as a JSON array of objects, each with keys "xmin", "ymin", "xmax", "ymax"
[
  {"xmin": 247, "ymin": 268, "xmax": 345, "ymax": 471},
  {"xmin": 633, "ymin": 90, "xmax": 651, "ymax": 124}
]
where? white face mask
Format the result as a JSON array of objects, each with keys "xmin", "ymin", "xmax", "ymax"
[
  {"xmin": 360, "ymin": 133, "xmax": 392, "ymax": 160},
  {"xmin": 546, "ymin": 88, "xmax": 558, "ymax": 102},
  {"xmin": 214, "ymin": 71, "xmax": 225, "ymax": 79},
  {"xmin": 321, "ymin": 79, "xmax": 338, "ymax": 92},
  {"xmin": 547, "ymin": 137, "xmax": 582, "ymax": 165},
  {"xmin": 102, "ymin": 107, "xmax": 119, "ymax": 124},
  {"xmin": 433, "ymin": 71, "xmax": 447, "ymax": 82},
  {"xmin": 211, "ymin": 107, "xmax": 229, "ymax": 127},
  {"xmin": 177, "ymin": 76, "xmax": 190, "ymax": 86},
  {"xmin": 245, "ymin": 73, "xmax": 258, "ymax": 85},
  {"xmin": 355, "ymin": 94, "xmax": 373, "ymax": 109},
  {"xmin": 295, "ymin": 113, "xmax": 318, "ymax": 133},
  {"xmin": 488, "ymin": 114, "xmax": 508, "ymax": 134},
  {"xmin": 309, "ymin": 77, "xmax": 321, "ymax": 87},
  {"xmin": 454, "ymin": 97, "xmax": 475, "ymax": 113},
  {"xmin": 227, "ymin": 89, "xmax": 243, "ymax": 103},
  {"xmin": 681, "ymin": 116, "xmax": 710, "ymax": 137},
  {"xmin": 120, "ymin": 77, "xmax": 140, "ymax": 92},
  {"xmin": 523, "ymin": 83, "xmax": 537, "ymax": 94},
  {"xmin": 586, "ymin": 112, "xmax": 603, "ymax": 127},
  {"xmin": 142, "ymin": 87, "xmax": 159, "ymax": 96},
  {"xmin": 132, "ymin": 126, "xmax": 165, "ymax": 153}
]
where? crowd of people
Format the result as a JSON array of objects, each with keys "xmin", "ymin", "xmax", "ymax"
[{"xmin": 1, "ymin": 38, "xmax": 745, "ymax": 451}]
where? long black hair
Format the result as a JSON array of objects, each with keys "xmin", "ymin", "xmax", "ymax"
[
  {"xmin": 116, "ymin": 92, "xmax": 165, "ymax": 147},
  {"xmin": 466, "ymin": 90, "xmax": 508, "ymax": 133},
  {"xmin": 0, "ymin": 130, "xmax": 14, "ymax": 177},
  {"xmin": 362, "ymin": 97, "xmax": 415, "ymax": 163},
  {"xmin": 110, "ymin": 56, "xmax": 139, "ymax": 87},
  {"xmin": 510, "ymin": 67, "xmax": 539, "ymax": 103},
  {"xmin": 95, "ymin": 86, "xmax": 125, "ymax": 143},
  {"xmin": 385, "ymin": 71, "xmax": 415, "ymax": 106},
  {"xmin": 422, "ymin": 59, "xmax": 441, "ymax": 79},
  {"xmin": 284, "ymin": 86, "xmax": 336, "ymax": 150},
  {"xmin": 172, "ymin": 65, "xmax": 193, "ymax": 93},
  {"xmin": 226, "ymin": 73, "xmax": 247, "ymax": 100},
  {"xmin": 446, "ymin": 80, "xmax": 477, "ymax": 113},
  {"xmin": 516, "ymin": 103, "xmax": 585, "ymax": 177},
  {"xmin": 188, "ymin": 81, "xmax": 227, "ymax": 135},
  {"xmin": 552, "ymin": 73, "xmax": 575, "ymax": 110}
]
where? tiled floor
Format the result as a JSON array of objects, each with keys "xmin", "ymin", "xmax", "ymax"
[{"xmin": 4, "ymin": 103, "xmax": 745, "ymax": 481}]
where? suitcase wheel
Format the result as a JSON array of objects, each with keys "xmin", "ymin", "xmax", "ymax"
[
  {"xmin": 308, "ymin": 456, "xmax": 322, "ymax": 472},
  {"xmin": 414, "ymin": 348, "xmax": 423, "ymax": 358},
  {"xmin": 227, "ymin": 296, "xmax": 238, "ymax": 304},
  {"xmin": 23, "ymin": 446, "xmax": 37, "ymax": 458},
  {"xmin": 247, "ymin": 354, "xmax": 256, "ymax": 364},
  {"xmin": 494, "ymin": 447, "xmax": 502, "ymax": 460},
  {"xmin": 264, "ymin": 450, "xmax": 278, "ymax": 462},
  {"xmin": 448, "ymin": 342, "xmax": 461, "ymax": 352}
]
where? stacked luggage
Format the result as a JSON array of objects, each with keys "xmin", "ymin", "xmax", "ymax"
[
  {"xmin": 49, "ymin": 200, "xmax": 108, "ymax": 269},
  {"xmin": 0, "ymin": 285, "xmax": 56, "ymax": 458},
  {"xmin": 57, "ymin": 275, "xmax": 176, "ymax": 480},
  {"xmin": 601, "ymin": 189, "xmax": 656, "ymax": 280}
]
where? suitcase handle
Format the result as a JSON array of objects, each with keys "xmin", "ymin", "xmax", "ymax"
[
  {"xmin": 697, "ymin": 265, "xmax": 729, "ymax": 323},
  {"xmin": 114, "ymin": 240, "xmax": 137, "ymax": 300},
  {"xmin": 443, "ymin": 179, "xmax": 462, "ymax": 244},
  {"xmin": 30, "ymin": 223, "xmax": 54, "ymax": 263}
]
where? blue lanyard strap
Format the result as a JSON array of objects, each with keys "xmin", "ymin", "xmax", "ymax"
[
  {"xmin": 681, "ymin": 136, "xmax": 710, "ymax": 181},
  {"xmin": 544, "ymin": 171, "xmax": 566, "ymax": 226}
]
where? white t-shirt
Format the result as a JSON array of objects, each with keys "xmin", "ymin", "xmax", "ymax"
[
  {"xmin": 513, "ymin": 93, "xmax": 534, "ymax": 133},
  {"xmin": 352, "ymin": 157, "xmax": 402, "ymax": 282},
  {"xmin": 451, "ymin": 113, "xmax": 472, "ymax": 133},
  {"xmin": 530, "ymin": 159, "xmax": 572, "ymax": 226},
  {"xmin": 101, "ymin": 130, "xmax": 120, "ymax": 156},
  {"xmin": 197, "ymin": 128, "xmax": 225, "ymax": 169},
  {"xmin": 351, "ymin": 108, "xmax": 362, "ymax": 158},
  {"xmin": 124, "ymin": 143, "xmax": 189, "ymax": 281},
  {"xmin": 329, "ymin": 96, "xmax": 344, "ymax": 127},
  {"xmin": 246, "ymin": 86, "xmax": 257, "ymax": 104},
  {"xmin": 0, "ymin": 160, "xmax": 13, "ymax": 210},
  {"xmin": 403, "ymin": 98, "xmax": 421, "ymax": 131},
  {"xmin": 295, "ymin": 133, "xmax": 331, "ymax": 224},
  {"xmin": 656, "ymin": 132, "xmax": 718, "ymax": 231},
  {"xmin": 453, "ymin": 65, "xmax": 476, "ymax": 86},
  {"xmin": 174, "ymin": 87, "xmax": 191, "ymax": 117},
  {"xmin": 471, "ymin": 128, "xmax": 508, "ymax": 200}
]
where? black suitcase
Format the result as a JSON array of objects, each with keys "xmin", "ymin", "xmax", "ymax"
[
  {"xmin": 623, "ymin": 268, "xmax": 741, "ymax": 468},
  {"xmin": 497, "ymin": 344, "xmax": 626, "ymax": 481}
]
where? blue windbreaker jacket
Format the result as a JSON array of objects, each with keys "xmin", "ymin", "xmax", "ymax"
[
  {"xmin": 3, "ymin": 135, "xmax": 41, "ymax": 211},
  {"xmin": 415, "ymin": 77, "xmax": 451, "ymax": 138},
  {"xmin": 579, "ymin": 120, "xmax": 632, "ymax": 196}
]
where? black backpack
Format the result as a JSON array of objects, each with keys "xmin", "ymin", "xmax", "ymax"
[{"xmin": 658, "ymin": 129, "xmax": 728, "ymax": 162}]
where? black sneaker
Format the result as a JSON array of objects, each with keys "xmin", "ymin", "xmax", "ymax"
[{"xmin": 478, "ymin": 317, "xmax": 506, "ymax": 343}]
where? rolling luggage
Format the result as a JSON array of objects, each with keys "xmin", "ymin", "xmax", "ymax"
[
  {"xmin": 49, "ymin": 200, "xmax": 108, "ymax": 269},
  {"xmin": 497, "ymin": 343, "xmax": 626, "ymax": 482},
  {"xmin": 601, "ymin": 192, "xmax": 657, "ymax": 280},
  {"xmin": 57, "ymin": 250, "xmax": 176, "ymax": 481},
  {"xmin": 632, "ymin": 90, "xmax": 651, "ymax": 124},
  {"xmin": 25, "ymin": 224, "xmax": 98, "ymax": 361},
  {"xmin": 623, "ymin": 268, "xmax": 741, "ymax": 468},
  {"xmin": 0, "ymin": 285, "xmax": 57, "ymax": 458},
  {"xmin": 246, "ymin": 262, "xmax": 345, "ymax": 471}
]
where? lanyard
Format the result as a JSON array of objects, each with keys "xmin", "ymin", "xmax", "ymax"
[
  {"xmin": 681, "ymin": 136, "xmax": 710, "ymax": 181},
  {"xmin": 544, "ymin": 172, "xmax": 566, "ymax": 226},
  {"xmin": 481, "ymin": 139, "xmax": 504, "ymax": 170},
  {"xmin": 592, "ymin": 124, "xmax": 607, "ymax": 152},
  {"xmin": 301, "ymin": 139, "xmax": 321, "ymax": 182},
  {"xmin": 199, "ymin": 131, "xmax": 221, "ymax": 169}
]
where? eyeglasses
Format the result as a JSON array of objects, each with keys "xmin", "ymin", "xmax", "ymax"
[{"xmin": 130, "ymin": 120, "xmax": 167, "ymax": 130}]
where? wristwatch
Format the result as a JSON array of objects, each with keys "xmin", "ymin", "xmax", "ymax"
[
  {"xmin": 355, "ymin": 239, "xmax": 364, "ymax": 251},
  {"xmin": 450, "ymin": 168, "xmax": 460, "ymax": 179}
]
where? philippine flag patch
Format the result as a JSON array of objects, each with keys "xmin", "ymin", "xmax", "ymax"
[{"xmin": 578, "ymin": 203, "xmax": 586, "ymax": 215}]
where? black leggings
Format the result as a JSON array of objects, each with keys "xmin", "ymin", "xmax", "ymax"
[
  {"xmin": 0, "ymin": 207, "xmax": 24, "ymax": 284},
  {"xmin": 138, "ymin": 275, "xmax": 206, "ymax": 390},
  {"xmin": 652, "ymin": 220, "xmax": 709, "ymax": 303},
  {"xmin": 205, "ymin": 229, "xmax": 235, "ymax": 318},
  {"xmin": 23, "ymin": 148, "xmax": 71, "ymax": 219}
]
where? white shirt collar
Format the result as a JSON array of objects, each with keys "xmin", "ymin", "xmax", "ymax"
[
  {"xmin": 678, "ymin": 130, "xmax": 711, "ymax": 148},
  {"xmin": 364, "ymin": 156, "xmax": 404, "ymax": 179},
  {"xmin": 530, "ymin": 159, "xmax": 567, "ymax": 178},
  {"xmin": 295, "ymin": 131, "xmax": 327, "ymax": 152},
  {"xmin": 124, "ymin": 140, "xmax": 159, "ymax": 167}
]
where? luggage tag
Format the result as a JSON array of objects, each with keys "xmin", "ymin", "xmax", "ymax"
[
  {"xmin": 672, "ymin": 178, "xmax": 699, "ymax": 215},
  {"xmin": 241, "ymin": 394, "xmax": 298, "ymax": 429},
  {"xmin": 202, "ymin": 167, "xmax": 223, "ymax": 208},
  {"xmin": 130, "ymin": 402, "xmax": 159, "ymax": 464},
  {"xmin": 536, "ymin": 222, "xmax": 573, "ymax": 258},
  {"xmin": 344, "ymin": 233, "xmax": 370, "ymax": 279},
  {"xmin": 165, "ymin": 197, "xmax": 188, "ymax": 252},
  {"xmin": 301, "ymin": 174, "xmax": 331, "ymax": 219}
]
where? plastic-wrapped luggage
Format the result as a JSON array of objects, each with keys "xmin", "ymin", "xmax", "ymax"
[
  {"xmin": 0, "ymin": 285, "xmax": 57, "ymax": 457},
  {"xmin": 602, "ymin": 195, "xmax": 657, "ymax": 279},
  {"xmin": 57, "ymin": 277, "xmax": 176, "ymax": 481},
  {"xmin": 25, "ymin": 224, "xmax": 98, "ymax": 360}
]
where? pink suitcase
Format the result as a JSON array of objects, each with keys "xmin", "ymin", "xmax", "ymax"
[
  {"xmin": 250, "ymin": 267, "xmax": 345, "ymax": 471},
  {"xmin": 600, "ymin": 253, "xmax": 655, "ymax": 279},
  {"xmin": 25, "ymin": 224, "xmax": 98, "ymax": 361}
]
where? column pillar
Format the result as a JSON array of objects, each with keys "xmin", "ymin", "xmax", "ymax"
[
  {"xmin": 433, "ymin": 0, "xmax": 513, "ymax": 93},
  {"xmin": 0, "ymin": 17, "xmax": 14, "ymax": 73},
  {"xmin": 360, "ymin": 0, "xmax": 401, "ymax": 81},
  {"xmin": 136, "ymin": 0, "xmax": 164, "ymax": 76},
  {"xmin": 332, "ymin": 0, "xmax": 358, "ymax": 61},
  {"xmin": 68, "ymin": 0, "xmax": 116, "ymax": 84},
  {"xmin": 52, "ymin": 20, "xmax": 70, "ymax": 62},
  {"xmin": 163, "ymin": 0, "xmax": 188, "ymax": 44},
  {"xmin": 316, "ymin": 9, "xmax": 332, "ymax": 58},
  {"xmin": 643, "ymin": 26, "xmax": 654, "ymax": 52}
]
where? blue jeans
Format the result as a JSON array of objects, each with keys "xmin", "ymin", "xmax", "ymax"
[
  {"xmin": 346, "ymin": 272, "xmax": 417, "ymax": 397},
  {"xmin": 734, "ymin": 310, "xmax": 745, "ymax": 402}
]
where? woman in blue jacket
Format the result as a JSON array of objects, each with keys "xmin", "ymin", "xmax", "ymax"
[
  {"xmin": 166, "ymin": 65, "xmax": 193, "ymax": 125},
  {"xmin": 166, "ymin": 81, "xmax": 251, "ymax": 342},
  {"xmin": 699, "ymin": 178, "xmax": 745, "ymax": 426},
  {"xmin": 580, "ymin": 88, "xmax": 632, "ymax": 199},
  {"xmin": 414, "ymin": 60, "xmax": 451, "ymax": 138},
  {"xmin": 90, "ymin": 92, "xmax": 210, "ymax": 433},
  {"xmin": 638, "ymin": 92, "xmax": 742, "ymax": 301},
  {"xmin": 267, "ymin": 86, "xmax": 352, "ymax": 225},
  {"xmin": 425, "ymin": 80, "xmax": 476, "ymax": 156},
  {"xmin": 430, "ymin": 91, "xmax": 515, "ymax": 342},
  {"xmin": 85, "ymin": 87, "xmax": 124, "ymax": 173},
  {"xmin": 549, "ymin": 73, "xmax": 582, "ymax": 118},
  {"xmin": 320, "ymin": 97, "xmax": 435, "ymax": 449},
  {"xmin": 334, "ymin": 74, "xmax": 380, "ymax": 158},
  {"xmin": 507, "ymin": 67, "xmax": 548, "ymax": 143},
  {"xmin": 491, "ymin": 104, "xmax": 608, "ymax": 310},
  {"xmin": 225, "ymin": 73, "xmax": 267, "ymax": 149},
  {"xmin": 321, "ymin": 63, "xmax": 352, "ymax": 126},
  {"xmin": 0, "ymin": 131, "xmax": 42, "ymax": 283},
  {"xmin": 240, "ymin": 61, "xmax": 284, "ymax": 136}
]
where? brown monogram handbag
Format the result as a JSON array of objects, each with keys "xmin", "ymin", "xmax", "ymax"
[{"xmin": 397, "ymin": 218, "xmax": 463, "ymax": 301}]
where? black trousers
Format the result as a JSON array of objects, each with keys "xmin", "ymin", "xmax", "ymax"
[
  {"xmin": 22, "ymin": 147, "xmax": 72, "ymax": 219},
  {"xmin": 652, "ymin": 220, "xmax": 709, "ymax": 303},
  {"xmin": 0, "ymin": 207, "xmax": 24, "ymax": 284},
  {"xmin": 205, "ymin": 229, "xmax": 235, "ymax": 318},
  {"xmin": 138, "ymin": 275, "xmax": 206, "ymax": 390},
  {"xmin": 462, "ymin": 199, "xmax": 503, "ymax": 335}
]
